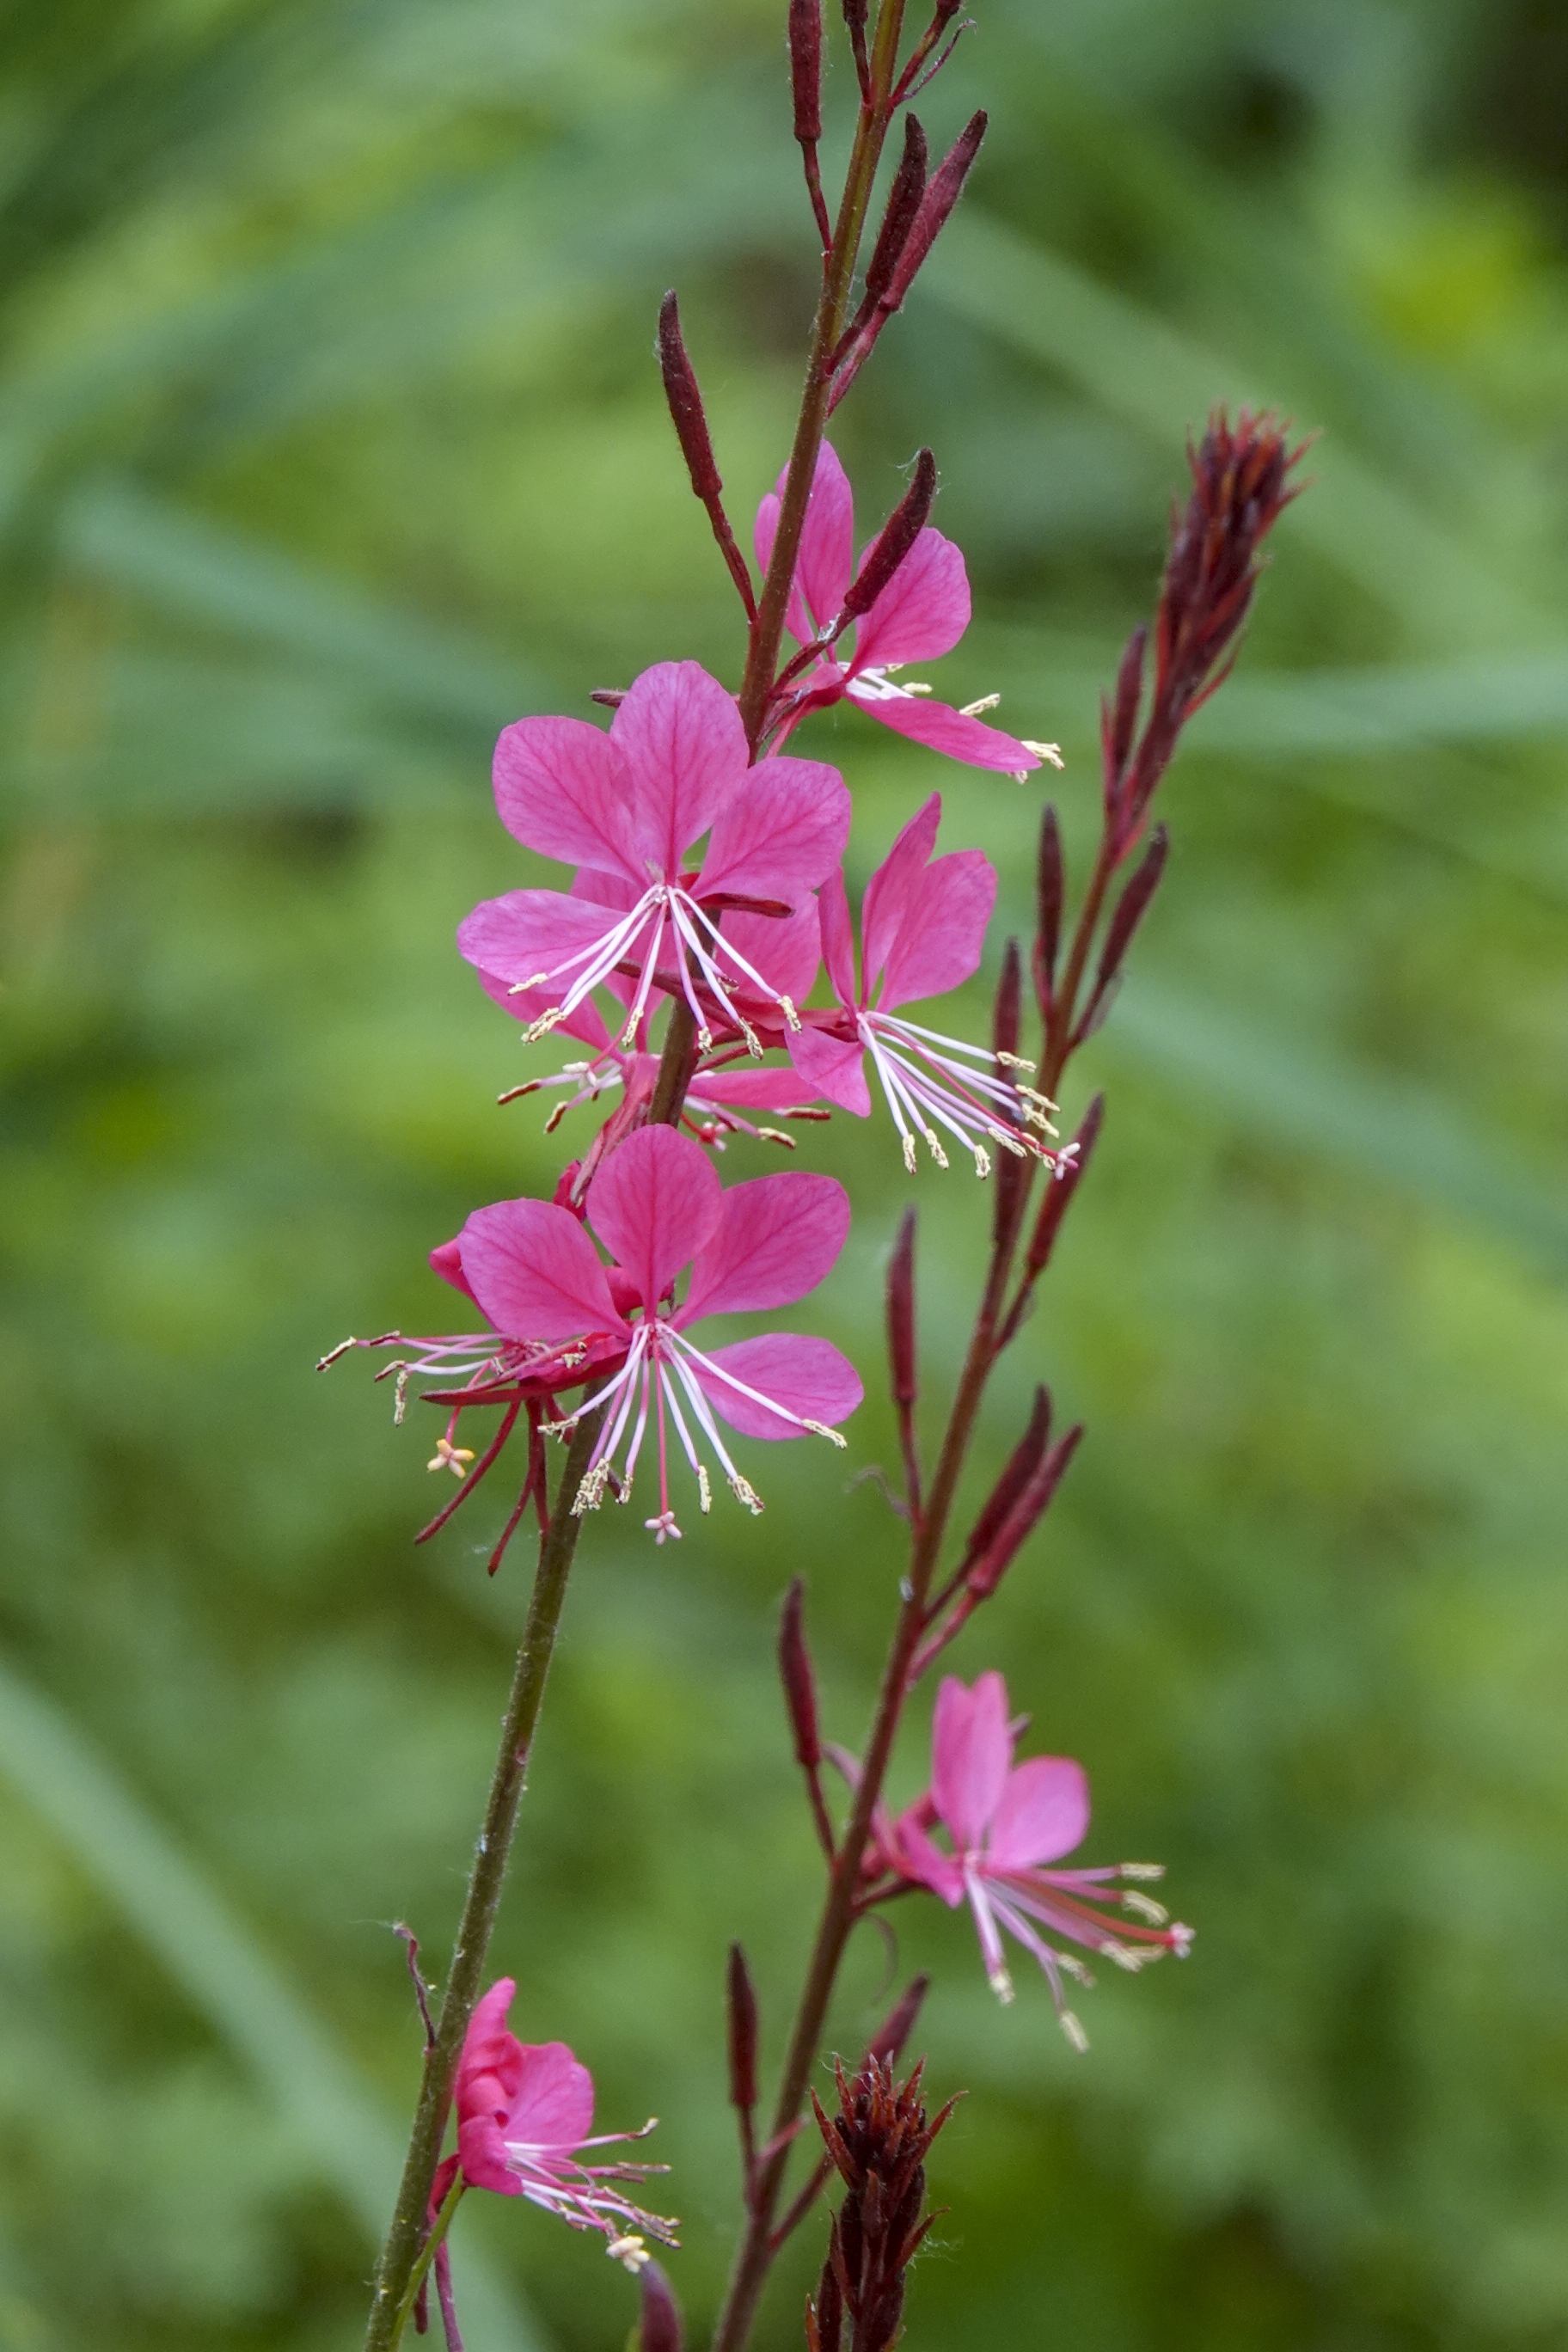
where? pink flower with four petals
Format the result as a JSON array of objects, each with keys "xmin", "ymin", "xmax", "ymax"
[
  {"xmin": 789, "ymin": 793, "xmax": 1063, "ymax": 1175},
  {"xmin": 435, "ymin": 1977, "xmax": 677, "ymax": 2270},
  {"xmin": 877, "ymin": 1673, "xmax": 1191, "ymax": 2048},
  {"xmin": 756, "ymin": 442, "xmax": 1058, "ymax": 775},
  {"xmin": 458, "ymin": 660, "xmax": 848, "ymax": 1053},
  {"xmin": 444, "ymin": 1124, "xmax": 861, "ymax": 1541}
]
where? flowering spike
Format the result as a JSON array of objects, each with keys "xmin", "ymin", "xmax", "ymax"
[
  {"xmin": 658, "ymin": 296, "xmax": 757, "ymax": 619},
  {"xmin": 638, "ymin": 2262, "xmax": 684, "ymax": 2352},
  {"xmin": 806, "ymin": 2058, "xmax": 954, "ymax": 2352},
  {"xmin": 840, "ymin": 449, "xmax": 937, "ymax": 623},
  {"xmin": 726, "ymin": 1942, "xmax": 761, "ymax": 2125},
  {"xmin": 1074, "ymin": 827, "xmax": 1167, "ymax": 1044},
  {"xmin": 1034, "ymin": 803, "xmax": 1063, "ymax": 1018}
]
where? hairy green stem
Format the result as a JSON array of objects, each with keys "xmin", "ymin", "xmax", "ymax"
[
  {"xmin": 363, "ymin": 1412, "xmax": 603, "ymax": 2351},
  {"xmin": 388, "ymin": 2174, "xmax": 465, "ymax": 2352}
]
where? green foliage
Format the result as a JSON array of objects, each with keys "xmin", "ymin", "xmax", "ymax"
[{"xmin": 2, "ymin": 1, "xmax": 1565, "ymax": 2347}]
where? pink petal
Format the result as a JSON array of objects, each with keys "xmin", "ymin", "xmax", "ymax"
[
  {"xmin": 878, "ymin": 849, "xmax": 996, "ymax": 1011},
  {"xmin": 695, "ymin": 1332, "xmax": 863, "ymax": 1439},
  {"xmin": 931, "ymin": 1672, "xmax": 1015, "ymax": 1852},
  {"xmin": 696, "ymin": 756, "xmax": 850, "ymax": 906},
  {"xmin": 752, "ymin": 490, "xmax": 812, "ymax": 646},
  {"xmin": 848, "ymin": 687, "xmax": 1041, "ymax": 774},
  {"xmin": 504, "ymin": 2039, "xmax": 596, "ymax": 2153},
  {"xmin": 493, "ymin": 715, "xmax": 641, "ymax": 885},
  {"xmin": 756, "ymin": 440, "xmax": 855, "ymax": 640},
  {"xmin": 429, "ymin": 1234, "xmax": 478, "ymax": 1305},
  {"xmin": 457, "ymin": 1197, "xmax": 626, "ymax": 1343},
  {"xmin": 689, "ymin": 1064, "xmax": 824, "ymax": 1111},
  {"xmin": 886, "ymin": 1812, "xmax": 965, "ymax": 1906},
  {"xmin": 719, "ymin": 897, "xmax": 821, "ymax": 1008},
  {"xmin": 984, "ymin": 1755, "xmax": 1090, "ymax": 1871},
  {"xmin": 861, "ymin": 794, "xmax": 942, "ymax": 995},
  {"xmin": 458, "ymin": 886, "xmax": 648, "ymax": 994},
  {"xmin": 815, "ymin": 866, "xmax": 857, "ymax": 1008},
  {"xmin": 585, "ymin": 1124, "xmax": 722, "ymax": 1309},
  {"xmin": 851, "ymin": 528, "xmax": 970, "ymax": 667},
  {"xmin": 455, "ymin": 1978, "xmax": 526, "ymax": 2196},
  {"xmin": 609, "ymin": 661, "xmax": 748, "ymax": 873},
  {"xmin": 682, "ymin": 1170, "xmax": 849, "ymax": 1320},
  {"xmin": 787, "ymin": 1022, "xmax": 872, "ymax": 1115}
]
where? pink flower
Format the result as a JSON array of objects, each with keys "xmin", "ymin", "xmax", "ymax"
[
  {"xmin": 787, "ymin": 793, "xmax": 1064, "ymax": 1176},
  {"xmin": 439, "ymin": 1978, "xmax": 677, "ymax": 2269},
  {"xmin": 451, "ymin": 1124, "xmax": 862, "ymax": 1541},
  {"xmin": 876, "ymin": 1673, "xmax": 1191, "ymax": 2048},
  {"xmin": 755, "ymin": 442, "xmax": 1058, "ymax": 775},
  {"xmin": 458, "ymin": 660, "xmax": 849, "ymax": 1052}
]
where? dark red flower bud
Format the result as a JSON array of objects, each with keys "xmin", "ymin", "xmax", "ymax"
[
  {"xmin": 1074, "ymin": 826, "xmax": 1167, "ymax": 1044},
  {"xmin": 885, "ymin": 1207, "xmax": 918, "ymax": 1410},
  {"xmin": 638, "ymin": 2262, "xmax": 684, "ymax": 2352},
  {"xmin": 867, "ymin": 1975, "xmax": 930, "ymax": 2071},
  {"xmin": 959, "ymin": 1386, "xmax": 1050, "ymax": 1576},
  {"xmin": 1034, "ymin": 802, "xmax": 1064, "ymax": 1019},
  {"xmin": 841, "ymin": 449, "xmax": 937, "ymax": 622},
  {"xmin": 879, "ymin": 111, "xmax": 986, "ymax": 315},
  {"xmin": 789, "ymin": 0, "xmax": 823, "ymax": 144},
  {"xmin": 779, "ymin": 1576, "xmax": 822, "ymax": 1771},
  {"xmin": 865, "ymin": 114, "xmax": 928, "ymax": 304},
  {"xmin": 965, "ymin": 1423, "xmax": 1083, "ymax": 1601},
  {"xmin": 658, "ymin": 291, "xmax": 722, "ymax": 502},
  {"xmin": 991, "ymin": 940, "xmax": 1026, "ymax": 1242},
  {"xmin": 726, "ymin": 1941, "xmax": 760, "ymax": 2121},
  {"xmin": 1024, "ymin": 1093, "xmax": 1102, "ymax": 1281}
]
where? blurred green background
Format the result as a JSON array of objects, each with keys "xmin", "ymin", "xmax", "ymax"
[{"xmin": 3, "ymin": 0, "xmax": 1567, "ymax": 2346}]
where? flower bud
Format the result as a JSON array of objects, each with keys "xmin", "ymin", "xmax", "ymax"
[
  {"xmin": 1074, "ymin": 828, "xmax": 1167, "ymax": 1044},
  {"xmin": 726, "ymin": 1941, "xmax": 760, "ymax": 2121},
  {"xmin": 779, "ymin": 1576, "xmax": 822, "ymax": 1771},
  {"xmin": 638, "ymin": 2262, "xmax": 684, "ymax": 2352},
  {"xmin": 841, "ymin": 450, "xmax": 937, "ymax": 622},
  {"xmin": 788, "ymin": 0, "xmax": 823, "ymax": 144},
  {"xmin": 1023, "ymin": 1093, "xmax": 1102, "ymax": 1281},
  {"xmin": 885, "ymin": 1208, "xmax": 918, "ymax": 1410}
]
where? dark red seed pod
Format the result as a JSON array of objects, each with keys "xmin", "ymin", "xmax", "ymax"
[
  {"xmin": 841, "ymin": 449, "xmax": 937, "ymax": 622},
  {"xmin": 864, "ymin": 113, "xmax": 928, "ymax": 303},
  {"xmin": 885, "ymin": 1207, "xmax": 918, "ymax": 1410},
  {"xmin": 1024, "ymin": 1093, "xmax": 1103, "ymax": 1281},
  {"xmin": 779, "ymin": 1576, "xmax": 822, "ymax": 1770},
  {"xmin": 726, "ymin": 1941, "xmax": 760, "ymax": 2121},
  {"xmin": 657, "ymin": 290, "xmax": 723, "ymax": 502},
  {"xmin": 638, "ymin": 2263, "xmax": 684, "ymax": 2352}
]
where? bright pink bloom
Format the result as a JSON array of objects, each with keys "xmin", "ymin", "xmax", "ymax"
[
  {"xmin": 458, "ymin": 660, "xmax": 848, "ymax": 1051},
  {"xmin": 787, "ymin": 794, "xmax": 1064, "ymax": 1176},
  {"xmin": 755, "ymin": 442, "xmax": 1057, "ymax": 775},
  {"xmin": 878, "ymin": 1673, "xmax": 1191, "ymax": 2047},
  {"xmin": 439, "ymin": 1978, "xmax": 677, "ymax": 2268},
  {"xmin": 451, "ymin": 1124, "xmax": 861, "ymax": 1541}
]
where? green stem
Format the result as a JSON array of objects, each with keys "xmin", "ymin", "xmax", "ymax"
[
  {"xmin": 363, "ymin": 1412, "xmax": 603, "ymax": 2351},
  {"xmin": 389, "ymin": 2175, "xmax": 466, "ymax": 2351}
]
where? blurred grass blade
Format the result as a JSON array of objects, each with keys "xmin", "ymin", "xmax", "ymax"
[
  {"xmin": 59, "ymin": 481, "xmax": 537, "ymax": 728},
  {"xmin": 1111, "ymin": 978, "xmax": 1568, "ymax": 1266},
  {"xmin": 0, "ymin": 1646, "xmax": 546, "ymax": 2352},
  {"xmin": 923, "ymin": 210, "xmax": 1545, "ymax": 649}
]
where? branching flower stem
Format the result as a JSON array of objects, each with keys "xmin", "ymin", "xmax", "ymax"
[
  {"xmin": 363, "ymin": 1410, "xmax": 604, "ymax": 2352},
  {"xmin": 705, "ymin": 854, "xmax": 1119, "ymax": 2352}
]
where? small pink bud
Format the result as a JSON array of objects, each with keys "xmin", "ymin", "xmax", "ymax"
[
  {"xmin": 864, "ymin": 114, "xmax": 928, "ymax": 304},
  {"xmin": 779, "ymin": 1577, "xmax": 822, "ymax": 1771},
  {"xmin": 658, "ymin": 290, "xmax": 723, "ymax": 503},
  {"xmin": 960, "ymin": 1386, "xmax": 1050, "ymax": 1578},
  {"xmin": 879, "ymin": 111, "xmax": 987, "ymax": 316},
  {"xmin": 788, "ymin": 0, "xmax": 823, "ymax": 144},
  {"xmin": 638, "ymin": 2262, "xmax": 684, "ymax": 2352}
]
